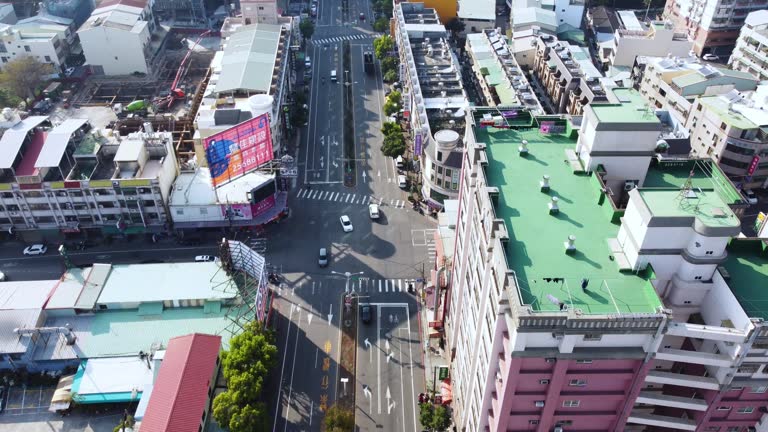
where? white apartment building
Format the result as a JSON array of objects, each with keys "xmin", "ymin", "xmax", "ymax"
[
  {"xmin": 0, "ymin": 111, "xmax": 177, "ymax": 241},
  {"xmin": 511, "ymin": 0, "xmax": 585, "ymax": 29},
  {"xmin": 195, "ymin": 21, "xmax": 292, "ymax": 163},
  {"xmin": 394, "ymin": 3, "xmax": 468, "ymax": 210},
  {"xmin": 240, "ymin": 0, "xmax": 278, "ymax": 25},
  {"xmin": 636, "ymin": 56, "xmax": 758, "ymax": 124},
  {"xmin": 687, "ymin": 88, "xmax": 768, "ymax": 190},
  {"xmin": 598, "ymin": 10, "xmax": 693, "ymax": 68},
  {"xmin": 457, "ymin": 0, "xmax": 495, "ymax": 33},
  {"xmin": 729, "ymin": 10, "xmax": 768, "ymax": 82},
  {"xmin": 466, "ymin": 29, "xmax": 545, "ymax": 115},
  {"xmin": 78, "ymin": 0, "xmax": 158, "ymax": 75},
  {"xmin": 0, "ymin": 24, "xmax": 67, "ymax": 71},
  {"xmin": 663, "ymin": 0, "xmax": 767, "ymax": 56}
]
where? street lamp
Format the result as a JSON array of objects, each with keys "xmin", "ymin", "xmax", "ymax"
[{"xmin": 331, "ymin": 270, "xmax": 365, "ymax": 294}]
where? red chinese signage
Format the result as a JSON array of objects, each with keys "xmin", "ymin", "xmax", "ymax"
[
  {"xmin": 747, "ymin": 155, "xmax": 761, "ymax": 176},
  {"xmin": 203, "ymin": 114, "xmax": 274, "ymax": 187}
]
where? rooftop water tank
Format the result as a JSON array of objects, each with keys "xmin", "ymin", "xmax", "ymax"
[
  {"xmin": 248, "ymin": 94, "xmax": 274, "ymax": 118},
  {"xmin": 435, "ymin": 129, "xmax": 460, "ymax": 151}
]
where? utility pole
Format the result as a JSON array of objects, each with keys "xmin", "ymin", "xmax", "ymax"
[{"xmin": 331, "ymin": 270, "xmax": 365, "ymax": 294}]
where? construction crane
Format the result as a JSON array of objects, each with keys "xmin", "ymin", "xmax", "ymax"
[{"xmin": 154, "ymin": 30, "xmax": 211, "ymax": 111}]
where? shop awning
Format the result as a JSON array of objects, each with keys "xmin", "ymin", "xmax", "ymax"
[
  {"xmin": 49, "ymin": 374, "xmax": 75, "ymax": 412},
  {"xmin": 440, "ymin": 379, "xmax": 453, "ymax": 404}
]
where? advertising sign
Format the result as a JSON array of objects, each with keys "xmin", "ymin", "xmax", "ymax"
[
  {"xmin": 251, "ymin": 194, "xmax": 276, "ymax": 217},
  {"xmin": 204, "ymin": 114, "xmax": 274, "ymax": 187},
  {"xmin": 415, "ymin": 133, "xmax": 422, "ymax": 156},
  {"xmin": 748, "ymin": 155, "xmax": 761, "ymax": 176},
  {"xmin": 255, "ymin": 277, "xmax": 268, "ymax": 322},
  {"xmin": 221, "ymin": 203, "xmax": 253, "ymax": 220}
]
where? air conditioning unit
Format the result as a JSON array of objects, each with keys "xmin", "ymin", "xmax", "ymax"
[
  {"xmin": 534, "ymin": 401, "xmax": 545, "ymax": 407},
  {"xmin": 554, "ymin": 428, "xmax": 564, "ymax": 432},
  {"xmin": 624, "ymin": 180, "xmax": 639, "ymax": 191}
]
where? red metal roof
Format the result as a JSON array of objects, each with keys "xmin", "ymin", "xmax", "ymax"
[{"xmin": 140, "ymin": 333, "xmax": 221, "ymax": 432}]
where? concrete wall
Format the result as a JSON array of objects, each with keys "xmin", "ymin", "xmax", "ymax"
[{"xmin": 79, "ymin": 24, "xmax": 150, "ymax": 75}]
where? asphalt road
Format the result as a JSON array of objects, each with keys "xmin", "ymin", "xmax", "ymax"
[{"xmin": 271, "ymin": 0, "xmax": 430, "ymax": 429}]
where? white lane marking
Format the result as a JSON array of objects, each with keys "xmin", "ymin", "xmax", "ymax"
[
  {"xmin": 272, "ymin": 302, "xmax": 296, "ymax": 431},
  {"xmin": 378, "ymin": 280, "xmax": 382, "ymax": 292}
]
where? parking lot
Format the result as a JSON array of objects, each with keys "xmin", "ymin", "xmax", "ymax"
[
  {"xmin": 2, "ymin": 386, "xmax": 55, "ymax": 416},
  {"xmin": 0, "ymin": 386, "xmax": 126, "ymax": 432}
]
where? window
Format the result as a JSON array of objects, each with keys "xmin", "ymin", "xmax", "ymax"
[
  {"xmin": 24, "ymin": 45, "xmax": 30, "ymax": 52},
  {"xmin": 583, "ymin": 334, "xmax": 601, "ymax": 341},
  {"xmin": 1, "ymin": 57, "xmax": 6, "ymax": 63},
  {"xmin": 44, "ymin": 56, "xmax": 51, "ymax": 62},
  {"xmin": 199, "ymin": 208, "xmax": 208, "ymax": 215},
  {"xmin": 576, "ymin": 359, "xmax": 592, "ymax": 364},
  {"xmin": 737, "ymin": 406, "xmax": 754, "ymax": 413},
  {"xmin": 539, "ymin": 379, "xmax": 550, "ymax": 384},
  {"xmin": 175, "ymin": 209, "xmax": 184, "ymax": 215},
  {"xmin": 751, "ymin": 385, "xmax": 767, "ymax": 393},
  {"xmin": 437, "ymin": 151, "xmax": 443, "ymax": 162},
  {"xmin": 562, "ymin": 400, "xmax": 580, "ymax": 407},
  {"xmin": 528, "ymin": 420, "xmax": 539, "ymax": 425},
  {"xmin": 258, "ymin": 5, "xmax": 264, "ymax": 9},
  {"xmin": 717, "ymin": 406, "xmax": 732, "ymax": 411},
  {"xmin": 437, "ymin": 166, "xmax": 443, "ymax": 175},
  {"xmin": 720, "ymin": 122, "xmax": 727, "ymax": 130},
  {"xmin": 569, "ymin": 379, "xmax": 586, "ymax": 387}
]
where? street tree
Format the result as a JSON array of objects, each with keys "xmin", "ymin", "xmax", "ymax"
[
  {"xmin": 300, "ymin": 19, "xmax": 315, "ymax": 40},
  {"xmin": 212, "ymin": 322, "xmax": 278, "ymax": 432},
  {"xmin": 372, "ymin": 17, "xmax": 389, "ymax": 32},
  {"xmin": 382, "ymin": 131, "xmax": 406, "ymax": 158},
  {"xmin": 383, "ymin": 69, "xmax": 398, "ymax": 83},
  {"xmin": 383, "ymin": 90, "xmax": 401, "ymax": 116},
  {"xmin": 444, "ymin": 18, "xmax": 465, "ymax": 39},
  {"xmin": 419, "ymin": 404, "xmax": 452, "ymax": 431},
  {"xmin": 381, "ymin": 121, "xmax": 401, "ymax": 137},
  {"xmin": 325, "ymin": 404, "xmax": 355, "ymax": 432},
  {"xmin": 0, "ymin": 57, "xmax": 53, "ymax": 101},
  {"xmin": 373, "ymin": 35, "xmax": 394, "ymax": 59}
]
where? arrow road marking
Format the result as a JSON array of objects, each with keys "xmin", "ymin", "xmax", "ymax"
[
  {"xmin": 363, "ymin": 385, "xmax": 371, "ymax": 398},
  {"xmin": 386, "ymin": 387, "xmax": 396, "ymax": 414},
  {"xmin": 385, "ymin": 340, "xmax": 390, "ymax": 352},
  {"xmin": 364, "ymin": 338, "xmax": 371, "ymax": 349},
  {"xmin": 328, "ymin": 304, "xmax": 333, "ymax": 326},
  {"xmin": 308, "ymin": 313, "xmax": 313, "ymax": 325},
  {"xmin": 387, "ymin": 351, "xmax": 393, "ymax": 363},
  {"xmin": 362, "ymin": 171, "xmax": 367, "ymax": 181}
]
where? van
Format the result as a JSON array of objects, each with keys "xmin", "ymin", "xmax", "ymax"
[
  {"xmin": 395, "ymin": 155, "xmax": 404, "ymax": 169},
  {"xmin": 398, "ymin": 175, "xmax": 407, "ymax": 189},
  {"xmin": 305, "ymin": 57, "xmax": 311, "ymax": 68},
  {"xmin": 330, "ymin": 70, "xmax": 337, "ymax": 82}
]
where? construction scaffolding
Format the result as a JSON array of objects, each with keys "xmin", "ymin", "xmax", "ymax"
[{"xmin": 217, "ymin": 238, "xmax": 271, "ymax": 338}]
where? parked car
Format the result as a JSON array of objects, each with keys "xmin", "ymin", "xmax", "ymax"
[
  {"xmin": 744, "ymin": 189, "xmax": 758, "ymax": 205},
  {"xmin": 195, "ymin": 255, "xmax": 214, "ymax": 262},
  {"xmin": 369, "ymin": 203, "xmax": 380, "ymax": 219},
  {"xmin": 702, "ymin": 53, "xmax": 719, "ymax": 61},
  {"xmin": 23, "ymin": 244, "xmax": 47, "ymax": 256},
  {"xmin": 318, "ymin": 248, "xmax": 329, "ymax": 267},
  {"xmin": 340, "ymin": 215, "xmax": 353, "ymax": 232},
  {"xmin": 361, "ymin": 304, "xmax": 372, "ymax": 324},
  {"xmin": 0, "ymin": 271, "xmax": 6, "ymax": 281}
]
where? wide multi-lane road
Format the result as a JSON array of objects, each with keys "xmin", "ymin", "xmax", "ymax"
[{"xmin": 271, "ymin": 0, "xmax": 430, "ymax": 429}]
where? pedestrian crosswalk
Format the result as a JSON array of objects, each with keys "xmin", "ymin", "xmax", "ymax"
[
  {"xmin": 308, "ymin": 278, "xmax": 416, "ymax": 294},
  {"xmin": 311, "ymin": 33, "xmax": 378, "ymax": 45},
  {"xmin": 294, "ymin": 188, "xmax": 407, "ymax": 209}
]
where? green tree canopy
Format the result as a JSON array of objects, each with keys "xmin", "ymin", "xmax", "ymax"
[
  {"xmin": 0, "ymin": 57, "xmax": 53, "ymax": 101},
  {"xmin": 383, "ymin": 69, "xmax": 398, "ymax": 83},
  {"xmin": 372, "ymin": 17, "xmax": 389, "ymax": 32},
  {"xmin": 300, "ymin": 19, "xmax": 315, "ymax": 40},
  {"xmin": 419, "ymin": 404, "xmax": 452, "ymax": 431},
  {"xmin": 373, "ymin": 35, "xmax": 394, "ymax": 59},
  {"xmin": 382, "ymin": 132, "xmax": 406, "ymax": 158},
  {"xmin": 383, "ymin": 90, "xmax": 402, "ymax": 116},
  {"xmin": 325, "ymin": 404, "xmax": 355, "ymax": 431},
  {"xmin": 212, "ymin": 322, "xmax": 278, "ymax": 432},
  {"xmin": 381, "ymin": 121, "xmax": 401, "ymax": 137}
]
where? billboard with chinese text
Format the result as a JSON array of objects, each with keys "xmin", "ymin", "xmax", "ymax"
[{"xmin": 204, "ymin": 114, "xmax": 273, "ymax": 186}]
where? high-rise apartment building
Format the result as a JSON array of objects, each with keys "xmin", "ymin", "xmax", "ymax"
[
  {"xmin": 729, "ymin": 10, "xmax": 768, "ymax": 82},
  {"xmin": 663, "ymin": 0, "xmax": 767, "ymax": 57},
  {"xmin": 447, "ymin": 87, "xmax": 768, "ymax": 431}
]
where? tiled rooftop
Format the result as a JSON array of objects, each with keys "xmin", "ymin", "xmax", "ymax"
[{"xmin": 474, "ymin": 113, "xmax": 663, "ymax": 315}]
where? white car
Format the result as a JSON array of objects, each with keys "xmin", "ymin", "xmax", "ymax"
[
  {"xmin": 0, "ymin": 271, "xmax": 5, "ymax": 281},
  {"xmin": 195, "ymin": 255, "xmax": 215, "ymax": 262},
  {"xmin": 702, "ymin": 53, "xmax": 719, "ymax": 61},
  {"xmin": 340, "ymin": 215, "xmax": 353, "ymax": 232},
  {"xmin": 369, "ymin": 204, "xmax": 380, "ymax": 219},
  {"xmin": 23, "ymin": 244, "xmax": 47, "ymax": 256},
  {"xmin": 744, "ymin": 189, "xmax": 758, "ymax": 205}
]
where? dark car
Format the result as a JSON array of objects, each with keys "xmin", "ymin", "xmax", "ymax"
[
  {"xmin": 361, "ymin": 304, "xmax": 372, "ymax": 324},
  {"xmin": 359, "ymin": 12, "xmax": 365, "ymax": 21}
]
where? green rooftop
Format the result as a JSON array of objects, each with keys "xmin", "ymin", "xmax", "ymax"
[
  {"xmin": 475, "ymin": 118, "xmax": 663, "ymax": 315},
  {"xmin": 590, "ymin": 88, "xmax": 662, "ymax": 125},
  {"xmin": 722, "ymin": 241, "xmax": 768, "ymax": 320},
  {"xmin": 643, "ymin": 158, "xmax": 744, "ymax": 205},
  {"xmin": 698, "ymin": 95, "xmax": 757, "ymax": 130},
  {"xmin": 638, "ymin": 189, "xmax": 740, "ymax": 228}
]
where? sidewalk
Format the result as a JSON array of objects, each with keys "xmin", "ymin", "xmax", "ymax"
[{"xmin": 416, "ymin": 288, "xmax": 449, "ymax": 397}]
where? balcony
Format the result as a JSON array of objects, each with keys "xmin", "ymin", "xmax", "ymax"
[
  {"xmin": 655, "ymin": 348, "xmax": 733, "ymax": 367},
  {"xmin": 627, "ymin": 412, "xmax": 696, "ymax": 431},
  {"xmin": 665, "ymin": 322, "xmax": 747, "ymax": 343},
  {"xmin": 636, "ymin": 391, "xmax": 708, "ymax": 411},
  {"xmin": 645, "ymin": 370, "xmax": 720, "ymax": 390}
]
